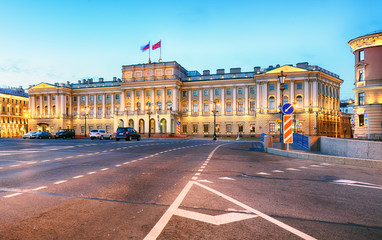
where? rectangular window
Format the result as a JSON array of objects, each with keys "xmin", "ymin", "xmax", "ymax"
[
  {"xmin": 127, "ymin": 91, "xmax": 131, "ymax": 97},
  {"xmin": 203, "ymin": 124, "xmax": 209, "ymax": 133},
  {"xmin": 359, "ymin": 50, "xmax": 364, "ymax": 61},
  {"xmin": 182, "ymin": 104, "xmax": 188, "ymax": 113},
  {"xmin": 227, "ymin": 88, "xmax": 231, "ymax": 95},
  {"xmin": 44, "ymin": 96, "xmax": 47, "ymax": 101},
  {"xmin": 226, "ymin": 124, "xmax": 232, "ymax": 133},
  {"xmin": 182, "ymin": 91, "xmax": 187, "ymax": 97},
  {"xmin": 250, "ymin": 124, "xmax": 255, "ymax": 133},
  {"xmin": 193, "ymin": 104, "xmax": 198, "ymax": 113},
  {"xmin": 359, "ymin": 114, "xmax": 364, "ymax": 126},
  {"xmin": 216, "ymin": 124, "xmax": 220, "ymax": 133},
  {"xmin": 106, "ymin": 126, "xmax": 111, "ymax": 132},
  {"xmin": 107, "ymin": 107, "xmax": 111, "ymax": 115},
  {"xmin": 98, "ymin": 107, "xmax": 102, "ymax": 115},
  {"xmin": 297, "ymin": 83, "xmax": 302, "ymax": 89},
  {"xmin": 97, "ymin": 95, "xmax": 102, "ymax": 101},
  {"xmin": 193, "ymin": 124, "xmax": 198, "ymax": 133},
  {"xmin": 116, "ymin": 94, "xmax": 120, "ymax": 100},
  {"xmin": 358, "ymin": 92, "xmax": 365, "ymax": 105},
  {"xmin": 269, "ymin": 123, "xmax": 275, "ymax": 133},
  {"xmin": 81, "ymin": 96, "xmax": 85, "ymax": 102},
  {"xmin": 284, "ymin": 83, "xmax": 288, "ymax": 90},
  {"xmin": 157, "ymin": 90, "xmax": 161, "ymax": 96},
  {"xmin": 146, "ymin": 91, "xmax": 151, "ymax": 97},
  {"xmin": 182, "ymin": 125, "xmax": 187, "ymax": 133},
  {"xmin": 52, "ymin": 95, "xmax": 56, "ymax": 101},
  {"xmin": 204, "ymin": 90, "xmax": 209, "ymax": 96},
  {"xmin": 90, "ymin": 95, "xmax": 94, "ymax": 101},
  {"xmin": 238, "ymin": 88, "xmax": 243, "ymax": 94},
  {"xmin": 81, "ymin": 126, "xmax": 85, "ymax": 133},
  {"xmin": 73, "ymin": 96, "xmax": 77, "ymax": 102},
  {"xmin": 215, "ymin": 89, "xmax": 220, "ymax": 95},
  {"xmin": 238, "ymin": 125, "xmax": 243, "ymax": 132},
  {"xmin": 358, "ymin": 69, "xmax": 365, "ymax": 81},
  {"xmin": 74, "ymin": 108, "xmax": 77, "ymax": 116},
  {"xmin": 250, "ymin": 87, "xmax": 255, "ymax": 94},
  {"xmin": 250, "ymin": 101, "xmax": 255, "ymax": 111},
  {"xmin": 136, "ymin": 91, "xmax": 140, "ymax": 97},
  {"xmin": 238, "ymin": 102, "xmax": 244, "ymax": 112},
  {"xmin": 193, "ymin": 90, "xmax": 198, "ymax": 96},
  {"xmin": 106, "ymin": 95, "xmax": 111, "ymax": 100},
  {"xmin": 269, "ymin": 84, "xmax": 275, "ymax": 90},
  {"xmin": 204, "ymin": 103, "xmax": 209, "ymax": 112},
  {"xmin": 167, "ymin": 89, "xmax": 172, "ymax": 95},
  {"xmin": 226, "ymin": 102, "xmax": 232, "ymax": 112}
]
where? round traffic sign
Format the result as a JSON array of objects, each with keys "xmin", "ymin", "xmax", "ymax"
[{"xmin": 282, "ymin": 103, "xmax": 294, "ymax": 115}]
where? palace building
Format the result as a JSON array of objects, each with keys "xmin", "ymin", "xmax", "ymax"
[
  {"xmin": 0, "ymin": 87, "xmax": 29, "ymax": 137},
  {"xmin": 27, "ymin": 61, "xmax": 343, "ymax": 137},
  {"xmin": 348, "ymin": 31, "xmax": 382, "ymax": 139}
]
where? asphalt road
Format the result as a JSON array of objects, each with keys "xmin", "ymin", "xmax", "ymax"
[{"xmin": 0, "ymin": 138, "xmax": 381, "ymax": 240}]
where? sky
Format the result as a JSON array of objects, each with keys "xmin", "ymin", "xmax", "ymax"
[{"xmin": 0, "ymin": 0, "xmax": 381, "ymax": 100}]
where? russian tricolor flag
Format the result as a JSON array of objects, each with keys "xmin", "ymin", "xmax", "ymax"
[{"xmin": 141, "ymin": 42, "xmax": 150, "ymax": 52}]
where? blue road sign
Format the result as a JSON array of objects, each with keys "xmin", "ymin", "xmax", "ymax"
[
  {"xmin": 176, "ymin": 121, "xmax": 181, "ymax": 125},
  {"xmin": 282, "ymin": 103, "xmax": 294, "ymax": 115}
]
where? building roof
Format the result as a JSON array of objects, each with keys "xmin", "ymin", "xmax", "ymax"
[{"xmin": 0, "ymin": 88, "xmax": 28, "ymax": 98}]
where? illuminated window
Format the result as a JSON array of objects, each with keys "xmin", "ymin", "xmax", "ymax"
[
  {"xmin": 193, "ymin": 124, "xmax": 198, "ymax": 133},
  {"xmin": 204, "ymin": 103, "xmax": 209, "ymax": 112},
  {"xmin": 182, "ymin": 125, "xmax": 187, "ymax": 133},
  {"xmin": 358, "ymin": 92, "xmax": 365, "ymax": 105},
  {"xmin": 216, "ymin": 124, "xmax": 220, "ymax": 133},
  {"xmin": 193, "ymin": 104, "xmax": 198, "ymax": 113},
  {"xmin": 167, "ymin": 101, "xmax": 172, "ymax": 110},
  {"xmin": 238, "ymin": 102, "xmax": 244, "ymax": 112},
  {"xmin": 203, "ymin": 124, "xmax": 209, "ymax": 133},
  {"xmin": 226, "ymin": 124, "xmax": 232, "ymax": 133},
  {"xmin": 250, "ymin": 101, "xmax": 255, "ymax": 111},
  {"xmin": 269, "ymin": 96, "xmax": 275, "ymax": 109},
  {"xmin": 359, "ymin": 114, "xmax": 364, "ymax": 126},
  {"xmin": 358, "ymin": 69, "xmax": 365, "ymax": 81},
  {"xmin": 296, "ymin": 95, "xmax": 303, "ymax": 108},
  {"xmin": 283, "ymin": 96, "xmax": 289, "ymax": 104},
  {"xmin": 238, "ymin": 125, "xmax": 243, "ymax": 132},
  {"xmin": 182, "ymin": 104, "xmax": 187, "ymax": 113},
  {"xmin": 226, "ymin": 102, "xmax": 232, "ymax": 112},
  {"xmin": 269, "ymin": 123, "xmax": 275, "ymax": 133},
  {"xmin": 250, "ymin": 124, "xmax": 255, "ymax": 133}
]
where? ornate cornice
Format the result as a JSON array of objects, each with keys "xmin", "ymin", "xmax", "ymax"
[{"xmin": 348, "ymin": 32, "xmax": 382, "ymax": 52}]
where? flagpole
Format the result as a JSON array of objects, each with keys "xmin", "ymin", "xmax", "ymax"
[
  {"xmin": 159, "ymin": 40, "xmax": 162, "ymax": 62},
  {"xmin": 149, "ymin": 42, "xmax": 151, "ymax": 63}
]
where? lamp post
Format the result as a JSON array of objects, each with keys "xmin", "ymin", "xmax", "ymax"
[
  {"xmin": 211, "ymin": 102, "xmax": 219, "ymax": 141},
  {"xmin": 278, "ymin": 71, "xmax": 286, "ymax": 150},
  {"xmin": 82, "ymin": 107, "xmax": 89, "ymax": 138},
  {"xmin": 146, "ymin": 102, "xmax": 152, "ymax": 138}
]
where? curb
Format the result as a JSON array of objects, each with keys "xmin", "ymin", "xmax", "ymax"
[{"xmin": 266, "ymin": 147, "xmax": 382, "ymax": 170}]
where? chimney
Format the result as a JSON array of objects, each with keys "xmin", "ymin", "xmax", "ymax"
[
  {"xmin": 296, "ymin": 62, "xmax": 309, "ymax": 69},
  {"xmin": 113, "ymin": 77, "xmax": 117, "ymax": 82},
  {"xmin": 203, "ymin": 70, "xmax": 210, "ymax": 75},
  {"xmin": 230, "ymin": 68, "xmax": 241, "ymax": 74},
  {"xmin": 82, "ymin": 79, "xmax": 87, "ymax": 84},
  {"xmin": 99, "ymin": 78, "xmax": 104, "ymax": 82},
  {"xmin": 254, "ymin": 67, "xmax": 261, "ymax": 73},
  {"xmin": 216, "ymin": 69, "xmax": 225, "ymax": 75}
]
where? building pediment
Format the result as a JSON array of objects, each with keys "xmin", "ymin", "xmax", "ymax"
[
  {"xmin": 30, "ymin": 83, "xmax": 57, "ymax": 90},
  {"xmin": 266, "ymin": 65, "xmax": 307, "ymax": 74}
]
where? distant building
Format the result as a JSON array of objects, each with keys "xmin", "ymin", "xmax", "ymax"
[
  {"xmin": 0, "ymin": 87, "xmax": 29, "ymax": 137},
  {"xmin": 340, "ymin": 99, "xmax": 354, "ymax": 114},
  {"xmin": 348, "ymin": 31, "xmax": 382, "ymax": 139},
  {"xmin": 27, "ymin": 61, "xmax": 343, "ymax": 137}
]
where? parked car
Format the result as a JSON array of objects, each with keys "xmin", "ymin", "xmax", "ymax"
[
  {"xmin": 115, "ymin": 127, "xmax": 141, "ymax": 141},
  {"xmin": 23, "ymin": 131, "xmax": 37, "ymax": 139},
  {"xmin": 55, "ymin": 129, "xmax": 75, "ymax": 139},
  {"xmin": 89, "ymin": 129, "xmax": 112, "ymax": 140},
  {"xmin": 32, "ymin": 131, "xmax": 52, "ymax": 139}
]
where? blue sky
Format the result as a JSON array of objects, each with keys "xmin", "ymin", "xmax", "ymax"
[{"xmin": 0, "ymin": 0, "xmax": 381, "ymax": 99}]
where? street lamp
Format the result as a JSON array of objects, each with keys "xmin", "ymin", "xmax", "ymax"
[
  {"xmin": 278, "ymin": 71, "xmax": 286, "ymax": 150},
  {"xmin": 146, "ymin": 102, "xmax": 152, "ymax": 138},
  {"xmin": 211, "ymin": 102, "xmax": 220, "ymax": 141},
  {"xmin": 82, "ymin": 107, "xmax": 89, "ymax": 138}
]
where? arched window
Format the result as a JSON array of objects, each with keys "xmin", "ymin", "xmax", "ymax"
[
  {"xmin": 167, "ymin": 101, "xmax": 172, "ymax": 110},
  {"xmin": 296, "ymin": 95, "xmax": 303, "ymax": 108},
  {"xmin": 157, "ymin": 101, "xmax": 162, "ymax": 110},
  {"xmin": 269, "ymin": 96, "xmax": 275, "ymax": 109}
]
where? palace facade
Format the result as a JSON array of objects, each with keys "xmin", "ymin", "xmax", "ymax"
[
  {"xmin": 27, "ymin": 61, "xmax": 343, "ymax": 137},
  {"xmin": 348, "ymin": 31, "xmax": 382, "ymax": 139},
  {"xmin": 0, "ymin": 88, "xmax": 29, "ymax": 137}
]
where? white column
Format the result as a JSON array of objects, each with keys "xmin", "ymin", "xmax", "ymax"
[
  {"xmin": 172, "ymin": 87, "xmax": 177, "ymax": 111},
  {"xmin": 221, "ymin": 88, "xmax": 225, "ymax": 114},
  {"xmin": 68, "ymin": 95, "xmax": 72, "ymax": 116},
  {"xmin": 198, "ymin": 89, "xmax": 202, "ymax": 115},
  {"xmin": 111, "ymin": 93, "xmax": 114, "ymax": 117},
  {"xmin": 131, "ymin": 89, "xmax": 135, "ymax": 112},
  {"xmin": 304, "ymin": 81, "xmax": 310, "ymax": 108},
  {"xmin": 290, "ymin": 81, "xmax": 295, "ymax": 104},
  {"xmin": 39, "ymin": 94, "xmax": 43, "ymax": 116},
  {"xmin": 47, "ymin": 94, "xmax": 51, "ymax": 116},
  {"xmin": 256, "ymin": 84, "xmax": 260, "ymax": 110},
  {"xmin": 120, "ymin": 91, "xmax": 125, "ymax": 112},
  {"xmin": 151, "ymin": 88, "xmax": 155, "ymax": 106},
  {"xmin": 244, "ymin": 86, "xmax": 248, "ymax": 114},
  {"xmin": 60, "ymin": 94, "xmax": 65, "ymax": 117},
  {"xmin": 102, "ymin": 94, "xmax": 106, "ymax": 117},
  {"xmin": 312, "ymin": 81, "xmax": 318, "ymax": 108},
  {"xmin": 161, "ymin": 87, "xmax": 165, "ymax": 111},
  {"xmin": 93, "ymin": 95, "xmax": 96, "ymax": 117},
  {"xmin": 233, "ymin": 87, "xmax": 237, "ymax": 114},
  {"xmin": 30, "ymin": 96, "xmax": 35, "ymax": 117},
  {"xmin": 188, "ymin": 90, "xmax": 191, "ymax": 116},
  {"xmin": 56, "ymin": 94, "xmax": 59, "ymax": 116},
  {"xmin": 262, "ymin": 83, "xmax": 267, "ymax": 110},
  {"xmin": 77, "ymin": 96, "xmax": 80, "ymax": 119}
]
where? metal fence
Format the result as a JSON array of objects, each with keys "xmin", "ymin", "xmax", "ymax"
[{"xmin": 293, "ymin": 133, "xmax": 309, "ymax": 149}]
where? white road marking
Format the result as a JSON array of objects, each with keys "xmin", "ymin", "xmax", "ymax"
[
  {"xmin": 73, "ymin": 175, "xmax": 84, "ymax": 179},
  {"xmin": 299, "ymin": 166, "xmax": 308, "ymax": 169},
  {"xmin": 101, "ymin": 168, "xmax": 109, "ymax": 171},
  {"xmin": 115, "ymin": 164, "xmax": 122, "ymax": 167},
  {"xmin": 123, "ymin": 162, "xmax": 130, "ymax": 165},
  {"xmin": 197, "ymin": 179, "xmax": 213, "ymax": 183},
  {"xmin": 286, "ymin": 168, "xmax": 300, "ymax": 171},
  {"xmin": 87, "ymin": 171, "xmax": 97, "ymax": 175},
  {"xmin": 77, "ymin": 155, "xmax": 84, "ymax": 157},
  {"xmin": 257, "ymin": 172, "xmax": 271, "ymax": 175},
  {"xmin": 131, "ymin": 160, "xmax": 137, "ymax": 163},
  {"xmin": 310, "ymin": 165, "xmax": 323, "ymax": 168},
  {"xmin": 320, "ymin": 163, "xmax": 331, "ymax": 166},
  {"xmin": 54, "ymin": 158, "xmax": 63, "ymax": 160},
  {"xmin": 4, "ymin": 193, "xmax": 23, "ymax": 198},
  {"xmin": 26, "ymin": 161, "xmax": 37, "ymax": 165},
  {"xmin": 42, "ymin": 160, "xmax": 50, "ymax": 162},
  {"xmin": 10, "ymin": 164, "xmax": 21, "ymax": 167},
  {"xmin": 192, "ymin": 176, "xmax": 198, "ymax": 180},
  {"xmin": 219, "ymin": 177, "xmax": 235, "ymax": 180},
  {"xmin": 198, "ymin": 169, "xmax": 203, "ymax": 172},
  {"xmin": 33, "ymin": 186, "xmax": 47, "ymax": 191},
  {"xmin": 332, "ymin": 179, "xmax": 382, "ymax": 190},
  {"xmin": 54, "ymin": 180, "xmax": 67, "ymax": 185},
  {"xmin": 195, "ymin": 173, "xmax": 201, "ymax": 176},
  {"xmin": 272, "ymin": 170, "xmax": 284, "ymax": 173},
  {"xmin": 200, "ymin": 166, "xmax": 206, "ymax": 169},
  {"xmin": 66, "ymin": 156, "xmax": 73, "ymax": 159}
]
